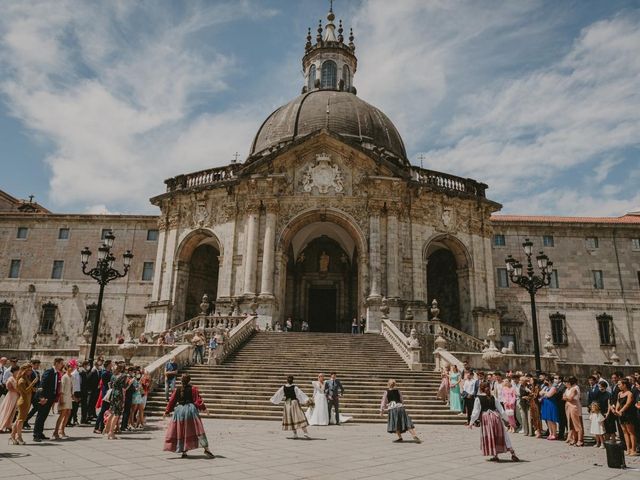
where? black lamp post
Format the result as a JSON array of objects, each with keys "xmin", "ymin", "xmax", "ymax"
[
  {"xmin": 505, "ymin": 238, "xmax": 553, "ymax": 375},
  {"xmin": 81, "ymin": 231, "xmax": 133, "ymax": 367}
]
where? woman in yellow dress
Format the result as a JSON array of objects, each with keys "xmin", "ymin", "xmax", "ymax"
[{"xmin": 10, "ymin": 363, "xmax": 38, "ymax": 445}]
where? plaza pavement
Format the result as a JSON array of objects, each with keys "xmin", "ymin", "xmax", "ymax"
[{"xmin": 2, "ymin": 417, "xmax": 640, "ymax": 480}]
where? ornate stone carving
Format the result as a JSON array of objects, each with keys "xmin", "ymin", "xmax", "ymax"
[
  {"xmin": 301, "ymin": 153, "xmax": 344, "ymax": 194},
  {"xmin": 192, "ymin": 202, "xmax": 210, "ymax": 228}
]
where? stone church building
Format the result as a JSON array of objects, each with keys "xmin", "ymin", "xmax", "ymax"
[{"xmin": 1, "ymin": 8, "xmax": 639, "ymax": 364}]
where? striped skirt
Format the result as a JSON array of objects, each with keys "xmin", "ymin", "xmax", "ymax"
[
  {"xmin": 480, "ymin": 410, "xmax": 511, "ymax": 457},
  {"xmin": 163, "ymin": 403, "xmax": 209, "ymax": 453},
  {"xmin": 387, "ymin": 405, "xmax": 414, "ymax": 434},
  {"xmin": 282, "ymin": 399, "xmax": 309, "ymax": 431}
]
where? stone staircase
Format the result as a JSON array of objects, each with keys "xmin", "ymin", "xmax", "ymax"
[{"xmin": 146, "ymin": 332, "xmax": 465, "ymax": 425}]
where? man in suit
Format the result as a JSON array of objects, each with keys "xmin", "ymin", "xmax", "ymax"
[
  {"xmin": 325, "ymin": 372, "xmax": 344, "ymax": 425},
  {"xmin": 33, "ymin": 357, "xmax": 64, "ymax": 442}
]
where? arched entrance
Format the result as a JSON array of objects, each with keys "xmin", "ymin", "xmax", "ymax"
[
  {"xmin": 173, "ymin": 230, "xmax": 220, "ymax": 325},
  {"xmin": 425, "ymin": 235, "xmax": 471, "ymax": 332},
  {"xmin": 278, "ymin": 209, "xmax": 366, "ymax": 333}
]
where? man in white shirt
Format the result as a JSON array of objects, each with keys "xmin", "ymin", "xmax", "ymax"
[{"xmin": 69, "ymin": 359, "xmax": 82, "ymax": 426}]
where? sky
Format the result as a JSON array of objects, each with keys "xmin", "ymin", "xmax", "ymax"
[{"xmin": 0, "ymin": 0, "xmax": 638, "ymax": 216}]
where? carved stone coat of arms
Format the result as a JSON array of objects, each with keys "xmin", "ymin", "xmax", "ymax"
[{"xmin": 301, "ymin": 153, "xmax": 344, "ymax": 194}]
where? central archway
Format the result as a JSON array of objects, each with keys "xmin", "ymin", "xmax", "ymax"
[{"xmin": 277, "ymin": 209, "xmax": 367, "ymax": 332}]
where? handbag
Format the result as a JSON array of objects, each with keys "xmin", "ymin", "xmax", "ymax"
[{"xmin": 103, "ymin": 388, "xmax": 113, "ymax": 403}]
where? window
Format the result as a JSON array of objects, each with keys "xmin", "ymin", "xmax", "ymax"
[
  {"xmin": 142, "ymin": 262, "xmax": 154, "ymax": 281},
  {"xmin": 85, "ymin": 303, "xmax": 98, "ymax": 327},
  {"xmin": 543, "ymin": 235, "xmax": 554, "ymax": 247},
  {"xmin": 597, "ymin": 313, "xmax": 615, "ymax": 346},
  {"xmin": 101, "ymin": 229, "xmax": 112, "ymax": 240},
  {"xmin": 549, "ymin": 269, "xmax": 559, "ymax": 289},
  {"xmin": 632, "ymin": 238, "xmax": 640, "ymax": 251},
  {"xmin": 549, "ymin": 312, "xmax": 567, "ymax": 345},
  {"xmin": 321, "ymin": 60, "xmax": 337, "ymax": 88},
  {"xmin": 146, "ymin": 229, "xmax": 159, "ymax": 241},
  {"xmin": 8, "ymin": 259, "xmax": 21, "ymax": 279},
  {"xmin": 493, "ymin": 234, "xmax": 506, "ymax": 247},
  {"xmin": 496, "ymin": 268, "xmax": 509, "ymax": 288},
  {"xmin": 51, "ymin": 260, "xmax": 64, "ymax": 279},
  {"xmin": 342, "ymin": 64, "xmax": 351, "ymax": 90},
  {"xmin": 592, "ymin": 270, "xmax": 604, "ymax": 289},
  {"xmin": 16, "ymin": 227, "xmax": 28, "ymax": 239},
  {"xmin": 39, "ymin": 302, "xmax": 57, "ymax": 334},
  {"xmin": 586, "ymin": 236, "xmax": 599, "ymax": 249},
  {"xmin": 0, "ymin": 302, "xmax": 11, "ymax": 333},
  {"xmin": 58, "ymin": 228, "xmax": 70, "ymax": 240},
  {"xmin": 307, "ymin": 64, "xmax": 316, "ymax": 90}
]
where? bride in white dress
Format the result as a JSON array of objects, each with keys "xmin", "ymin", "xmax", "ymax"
[{"xmin": 305, "ymin": 374, "xmax": 352, "ymax": 425}]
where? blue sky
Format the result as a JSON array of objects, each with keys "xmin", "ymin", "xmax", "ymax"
[{"xmin": 0, "ymin": 0, "xmax": 638, "ymax": 215}]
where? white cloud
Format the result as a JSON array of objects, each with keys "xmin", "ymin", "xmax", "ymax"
[{"xmin": 0, "ymin": 0, "xmax": 275, "ymax": 212}]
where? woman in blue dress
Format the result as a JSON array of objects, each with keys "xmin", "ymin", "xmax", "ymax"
[
  {"xmin": 539, "ymin": 378, "xmax": 559, "ymax": 440},
  {"xmin": 449, "ymin": 365, "xmax": 463, "ymax": 412}
]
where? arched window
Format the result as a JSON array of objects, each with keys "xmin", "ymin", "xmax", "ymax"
[
  {"xmin": 308, "ymin": 64, "xmax": 316, "ymax": 90},
  {"xmin": 321, "ymin": 60, "xmax": 337, "ymax": 88},
  {"xmin": 342, "ymin": 65, "xmax": 351, "ymax": 90}
]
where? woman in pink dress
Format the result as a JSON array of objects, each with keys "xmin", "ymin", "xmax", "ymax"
[
  {"xmin": 0, "ymin": 366, "xmax": 20, "ymax": 433},
  {"xmin": 501, "ymin": 379, "xmax": 517, "ymax": 432},
  {"xmin": 563, "ymin": 376, "xmax": 584, "ymax": 446},
  {"xmin": 436, "ymin": 366, "xmax": 450, "ymax": 406}
]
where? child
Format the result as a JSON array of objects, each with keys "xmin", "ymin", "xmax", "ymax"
[{"xmin": 589, "ymin": 402, "xmax": 605, "ymax": 448}]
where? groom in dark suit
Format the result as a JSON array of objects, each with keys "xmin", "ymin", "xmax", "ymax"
[{"xmin": 325, "ymin": 372, "xmax": 344, "ymax": 425}]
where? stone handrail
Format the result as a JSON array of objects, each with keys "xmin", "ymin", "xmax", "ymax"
[
  {"xmin": 410, "ymin": 167, "xmax": 487, "ymax": 199},
  {"xmin": 144, "ymin": 344, "xmax": 193, "ymax": 392},
  {"xmin": 433, "ymin": 348, "xmax": 465, "ymax": 372},
  {"xmin": 214, "ymin": 315, "xmax": 257, "ymax": 365},
  {"xmin": 173, "ymin": 315, "xmax": 250, "ymax": 338},
  {"xmin": 393, "ymin": 319, "xmax": 485, "ymax": 352},
  {"xmin": 164, "ymin": 164, "xmax": 240, "ymax": 193},
  {"xmin": 381, "ymin": 318, "xmax": 422, "ymax": 371}
]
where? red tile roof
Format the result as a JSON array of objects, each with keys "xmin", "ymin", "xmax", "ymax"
[{"xmin": 491, "ymin": 213, "xmax": 640, "ymax": 224}]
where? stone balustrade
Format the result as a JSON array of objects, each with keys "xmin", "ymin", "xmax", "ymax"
[
  {"xmin": 381, "ymin": 318, "xmax": 422, "ymax": 371},
  {"xmin": 214, "ymin": 315, "xmax": 256, "ymax": 365},
  {"xmin": 393, "ymin": 319, "xmax": 485, "ymax": 352},
  {"xmin": 172, "ymin": 315, "xmax": 249, "ymax": 338},
  {"xmin": 164, "ymin": 164, "xmax": 240, "ymax": 193},
  {"xmin": 410, "ymin": 167, "xmax": 487, "ymax": 198},
  {"xmin": 144, "ymin": 344, "xmax": 193, "ymax": 392}
]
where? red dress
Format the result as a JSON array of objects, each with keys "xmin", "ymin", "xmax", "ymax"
[{"xmin": 163, "ymin": 385, "xmax": 209, "ymax": 453}]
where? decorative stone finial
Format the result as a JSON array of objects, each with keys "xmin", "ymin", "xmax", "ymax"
[
  {"xmin": 543, "ymin": 333, "xmax": 557, "ymax": 357},
  {"xmin": 379, "ymin": 296, "xmax": 390, "ymax": 319},
  {"xmin": 407, "ymin": 328, "xmax": 420, "ymax": 349},
  {"xmin": 610, "ymin": 347, "xmax": 621, "ymax": 365},
  {"xmin": 317, "ymin": 19, "xmax": 323, "ymax": 43},
  {"xmin": 405, "ymin": 306, "xmax": 414, "ymax": 321},
  {"xmin": 199, "ymin": 294, "xmax": 210, "ymax": 315},
  {"xmin": 430, "ymin": 299, "xmax": 440, "ymax": 321},
  {"xmin": 482, "ymin": 327, "xmax": 503, "ymax": 369},
  {"xmin": 338, "ymin": 19, "xmax": 344, "ymax": 43}
]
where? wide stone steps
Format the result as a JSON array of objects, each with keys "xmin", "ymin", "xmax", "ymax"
[{"xmin": 146, "ymin": 332, "xmax": 462, "ymax": 424}]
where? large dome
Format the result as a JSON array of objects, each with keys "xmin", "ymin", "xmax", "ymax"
[{"xmin": 249, "ymin": 90, "xmax": 408, "ymax": 164}]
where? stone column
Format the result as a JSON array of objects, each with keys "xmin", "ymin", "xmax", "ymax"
[
  {"xmin": 259, "ymin": 203, "xmax": 278, "ymax": 296},
  {"xmin": 368, "ymin": 201, "xmax": 383, "ymax": 298},
  {"xmin": 386, "ymin": 203, "xmax": 401, "ymax": 299},
  {"xmin": 242, "ymin": 203, "xmax": 260, "ymax": 296}
]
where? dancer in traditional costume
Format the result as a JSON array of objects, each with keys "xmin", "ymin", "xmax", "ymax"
[
  {"xmin": 163, "ymin": 374, "xmax": 214, "ymax": 458},
  {"xmin": 469, "ymin": 382, "xmax": 520, "ymax": 462},
  {"xmin": 379, "ymin": 379, "xmax": 422, "ymax": 443},
  {"xmin": 270, "ymin": 376, "xmax": 311, "ymax": 439}
]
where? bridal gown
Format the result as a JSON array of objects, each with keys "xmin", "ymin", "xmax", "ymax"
[{"xmin": 305, "ymin": 380, "xmax": 352, "ymax": 425}]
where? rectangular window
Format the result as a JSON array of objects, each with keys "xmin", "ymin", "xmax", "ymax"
[
  {"xmin": 586, "ymin": 236, "xmax": 599, "ymax": 249},
  {"xmin": 51, "ymin": 260, "xmax": 64, "ymax": 279},
  {"xmin": 496, "ymin": 268, "xmax": 509, "ymax": 288},
  {"xmin": 597, "ymin": 313, "xmax": 615, "ymax": 346},
  {"xmin": 543, "ymin": 235, "xmax": 555, "ymax": 247},
  {"xmin": 0, "ymin": 302, "xmax": 11, "ymax": 333},
  {"xmin": 16, "ymin": 227, "xmax": 28, "ymax": 239},
  {"xmin": 85, "ymin": 304, "xmax": 98, "ymax": 327},
  {"xmin": 8, "ymin": 259, "xmax": 21, "ymax": 279},
  {"xmin": 592, "ymin": 270, "xmax": 604, "ymax": 289},
  {"xmin": 146, "ymin": 229, "xmax": 159, "ymax": 241},
  {"xmin": 58, "ymin": 228, "xmax": 70, "ymax": 240},
  {"xmin": 549, "ymin": 312, "xmax": 567, "ymax": 345},
  {"xmin": 549, "ymin": 270, "xmax": 559, "ymax": 289},
  {"xmin": 493, "ymin": 234, "xmax": 506, "ymax": 247},
  {"xmin": 142, "ymin": 262, "xmax": 154, "ymax": 281},
  {"xmin": 632, "ymin": 238, "xmax": 640, "ymax": 251},
  {"xmin": 101, "ymin": 229, "xmax": 112, "ymax": 240},
  {"xmin": 39, "ymin": 303, "xmax": 57, "ymax": 334}
]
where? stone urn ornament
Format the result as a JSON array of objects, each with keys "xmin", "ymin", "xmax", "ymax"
[
  {"xmin": 543, "ymin": 333, "xmax": 557, "ymax": 358},
  {"xmin": 610, "ymin": 347, "xmax": 621, "ymax": 365},
  {"xmin": 199, "ymin": 294, "xmax": 210, "ymax": 315},
  {"xmin": 407, "ymin": 328, "xmax": 420, "ymax": 349},
  {"xmin": 119, "ymin": 339, "xmax": 137, "ymax": 365},
  {"xmin": 430, "ymin": 299, "xmax": 440, "ymax": 321},
  {"xmin": 405, "ymin": 306, "xmax": 414, "ymax": 321},
  {"xmin": 482, "ymin": 327, "xmax": 503, "ymax": 370},
  {"xmin": 249, "ymin": 297, "xmax": 259, "ymax": 315},
  {"xmin": 379, "ymin": 296, "xmax": 390, "ymax": 319}
]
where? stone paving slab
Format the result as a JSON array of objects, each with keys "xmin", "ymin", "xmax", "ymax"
[{"xmin": 1, "ymin": 417, "xmax": 640, "ymax": 479}]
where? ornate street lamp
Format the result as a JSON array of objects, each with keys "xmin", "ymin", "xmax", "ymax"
[
  {"xmin": 81, "ymin": 232, "xmax": 133, "ymax": 367},
  {"xmin": 505, "ymin": 238, "xmax": 553, "ymax": 375}
]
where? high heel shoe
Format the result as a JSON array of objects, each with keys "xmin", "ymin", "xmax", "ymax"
[
  {"xmin": 8, "ymin": 438, "xmax": 17, "ymax": 445},
  {"xmin": 16, "ymin": 438, "xmax": 26, "ymax": 445}
]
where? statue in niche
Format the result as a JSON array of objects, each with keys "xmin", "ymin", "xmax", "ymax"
[{"xmin": 319, "ymin": 251, "xmax": 330, "ymax": 272}]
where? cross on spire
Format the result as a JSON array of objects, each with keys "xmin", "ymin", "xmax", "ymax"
[
  {"xmin": 232, "ymin": 152, "xmax": 240, "ymax": 164},
  {"xmin": 28, "ymin": 194, "xmax": 34, "ymax": 203},
  {"xmin": 417, "ymin": 154, "xmax": 426, "ymax": 169}
]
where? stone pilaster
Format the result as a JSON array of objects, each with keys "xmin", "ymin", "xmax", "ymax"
[
  {"xmin": 259, "ymin": 202, "xmax": 278, "ymax": 297},
  {"xmin": 386, "ymin": 203, "xmax": 401, "ymax": 299},
  {"xmin": 368, "ymin": 200, "xmax": 383, "ymax": 298},
  {"xmin": 242, "ymin": 202, "xmax": 261, "ymax": 296}
]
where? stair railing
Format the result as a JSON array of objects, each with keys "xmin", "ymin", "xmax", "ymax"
[
  {"xmin": 214, "ymin": 315, "xmax": 257, "ymax": 365},
  {"xmin": 381, "ymin": 318, "xmax": 422, "ymax": 371},
  {"xmin": 144, "ymin": 344, "xmax": 193, "ymax": 391},
  {"xmin": 393, "ymin": 319, "xmax": 485, "ymax": 352},
  {"xmin": 433, "ymin": 346, "xmax": 465, "ymax": 373}
]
